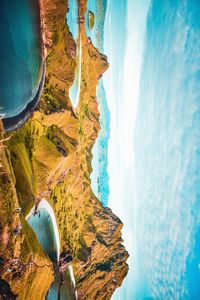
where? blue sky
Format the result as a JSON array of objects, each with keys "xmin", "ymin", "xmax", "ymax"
[{"xmin": 103, "ymin": 0, "xmax": 151, "ymax": 298}]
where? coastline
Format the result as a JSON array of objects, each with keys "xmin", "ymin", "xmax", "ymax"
[
  {"xmin": 26, "ymin": 199, "xmax": 77, "ymax": 298},
  {"xmin": 3, "ymin": 62, "xmax": 46, "ymax": 132},
  {"xmin": 25, "ymin": 198, "xmax": 60, "ymax": 261},
  {"xmin": 0, "ymin": 0, "xmax": 129, "ymax": 298},
  {"xmin": 2, "ymin": 0, "xmax": 46, "ymax": 132}
]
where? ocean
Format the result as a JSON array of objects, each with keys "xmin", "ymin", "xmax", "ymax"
[
  {"xmin": 0, "ymin": 0, "xmax": 41, "ymax": 118},
  {"xmin": 80, "ymin": 0, "xmax": 110, "ymax": 206}
]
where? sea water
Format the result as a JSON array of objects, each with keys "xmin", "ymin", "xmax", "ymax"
[
  {"xmin": 67, "ymin": 0, "xmax": 79, "ymax": 41},
  {"xmin": 28, "ymin": 209, "xmax": 59, "ymax": 299},
  {"xmin": 67, "ymin": 0, "xmax": 110, "ymax": 204},
  {"xmin": 85, "ymin": 0, "xmax": 97, "ymax": 47},
  {"xmin": 28, "ymin": 208, "xmax": 57, "ymax": 261},
  {"xmin": 67, "ymin": 0, "xmax": 80, "ymax": 107},
  {"xmin": 86, "ymin": 0, "xmax": 110, "ymax": 205},
  {"xmin": 0, "ymin": 0, "xmax": 41, "ymax": 118},
  {"xmin": 28, "ymin": 208, "xmax": 76, "ymax": 300}
]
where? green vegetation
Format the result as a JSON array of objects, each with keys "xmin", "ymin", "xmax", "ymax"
[
  {"xmin": 76, "ymin": 235, "xmax": 91, "ymax": 262},
  {"xmin": 41, "ymin": 81, "xmax": 63, "ymax": 113}
]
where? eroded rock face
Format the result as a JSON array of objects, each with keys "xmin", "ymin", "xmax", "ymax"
[{"xmin": 0, "ymin": 0, "xmax": 129, "ymax": 299}]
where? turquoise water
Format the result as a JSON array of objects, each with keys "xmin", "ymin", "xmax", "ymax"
[
  {"xmin": 67, "ymin": 0, "xmax": 79, "ymax": 41},
  {"xmin": 67, "ymin": 0, "xmax": 110, "ymax": 203},
  {"xmin": 47, "ymin": 270, "xmax": 76, "ymax": 300},
  {"xmin": 85, "ymin": 0, "xmax": 97, "ymax": 47},
  {"xmin": 133, "ymin": 0, "xmax": 200, "ymax": 298},
  {"xmin": 67, "ymin": 0, "xmax": 79, "ymax": 107},
  {"xmin": 95, "ymin": 0, "xmax": 110, "ymax": 206},
  {"xmin": 28, "ymin": 207, "xmax": 60, "ymax": 300},
  {"xmin": 28, "ymin": 208, "xmax": 57, "ymax": 261},
  {"xmin": 28, "ymin": 208, "xmax": 60, "ymax": 299},
  {"xmin": 97, "ymin": 80, "xmax": 110, "ymax": 205},
  {"xmin": 0, "ymin": 0, "xmax": 41, "ymax": 118},
  {"xmin": 86, "ymin": 0, "xmax": 110, "ymax": 205},
  {"xmin": 28, "ymin": 207, "xmax": 76, "ymax": 299}
]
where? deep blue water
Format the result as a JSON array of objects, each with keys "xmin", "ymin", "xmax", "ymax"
[
  {"xmin": 0, "ymin": 0, "xmax": 41, "ymax": 118},
  {"xmin": 133, "ymin": 0, "xmax": 200, "ymax": 298}
]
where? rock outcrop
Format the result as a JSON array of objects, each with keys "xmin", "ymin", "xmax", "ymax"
[{"xmin": 0, "ymin": 0, "xmax": 129, "ymax": 299}]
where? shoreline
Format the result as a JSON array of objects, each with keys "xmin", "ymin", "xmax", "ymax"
[
  {"xmin": 2, "ymin": 0, "xmax": 46, "ymax": 133},
  {"xmin": 3, "ymin": 62, "xmax": 46, "ymax": 132},
  {"xmin": 26, "ymin": 198, "xmax": 60, "ymax": 261},
  {"xmin": 26, "ymin": 199, "xmax": 77, "ymax": 298}
]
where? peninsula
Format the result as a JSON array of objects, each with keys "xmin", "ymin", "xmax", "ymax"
[{"xmin": 0, "ymin": 0, "xmax": 129, "ymax": 299}]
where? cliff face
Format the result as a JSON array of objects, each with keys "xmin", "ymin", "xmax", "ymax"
[{"xmin": 0, "ymin": 0, "xmax": 129, "ymax": 299}]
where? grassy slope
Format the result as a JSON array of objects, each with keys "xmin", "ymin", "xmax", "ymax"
[{"xmin": 0, "ymin": 123, "xmax": 53, "ymax": 299}]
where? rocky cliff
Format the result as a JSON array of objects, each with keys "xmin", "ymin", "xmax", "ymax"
[{"xmin": 0, "ymin": 0, "xmax": 129, "ymax": 299}]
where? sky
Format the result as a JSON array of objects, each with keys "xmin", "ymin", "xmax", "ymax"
[{"xmin": 103, "ymin": 0, "xmax": 151, "ymax": 298}]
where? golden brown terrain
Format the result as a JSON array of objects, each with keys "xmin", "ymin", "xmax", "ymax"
[{"xmin": 0, "ymin": 0, "xmax": 129, "ymax": 299}]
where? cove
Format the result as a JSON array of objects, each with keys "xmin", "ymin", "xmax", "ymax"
[
  {"xmin": 0, "ymin": 0, "xmax": 43, "ymax": 130},
  {"xmin": 26, "ymin": 199, "xmax": 76, "ymax": 300}
]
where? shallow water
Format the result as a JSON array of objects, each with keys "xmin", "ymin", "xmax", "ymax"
[
  {"xmin": 67, "ymin": 0, "xmax": 80, "ymax": 108},
  {"xmin": 86, "ymin": 0, "xmax": 110, "ymax": 205},
  {"xmin": 67, "ymin": 0, "xmax": 79, "ymax": 41},
  {"xmin": 0, "ymin": 0, "xmax": 41, "ymax": 118},
  {"xmin": 28, "ymin": 208, "xmax": 57, "ymax": 261},
  {"xmin": 28, "ymin": 206, "xmax": 76, "ymax": 300},
  {"xmin": 85, "ymin": 0, "xmax": 97, "ymax": 47},
  {"xmin": 97, "ymin": 80, "xmax": 110, "ymax": 205},
  {"xmin": 47, "ymin": 269, "xmax": 76, "ymax": 300}
]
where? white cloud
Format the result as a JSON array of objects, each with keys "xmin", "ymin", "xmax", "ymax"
[{"xmin": 103, "ymin": 0, "xmax": 151, "ymax": 298}]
